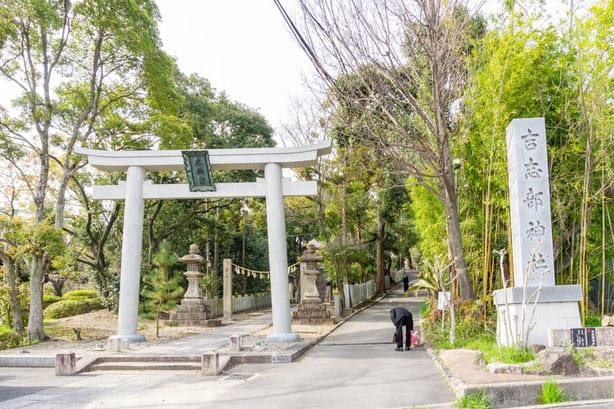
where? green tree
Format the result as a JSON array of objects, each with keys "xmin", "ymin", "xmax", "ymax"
[
  {"xmin": 0, "ymin": 0, "xmax": 183, "ymax": 341},
  {"xmin": 140, "ymin": 242, "xmax": 183, "ymax": 337},
  {"xmin": 286, "ymin": 0, "xmax": 486, "ymax": 300}
]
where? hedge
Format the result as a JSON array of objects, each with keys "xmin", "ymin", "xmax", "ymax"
[
  {"xmin": 43, "ymin": 298, "xmax": 106, "ymax": 319},
  {"xmin": 63, "ymin": 289, "xmax": 97, "ymax": 299},
  {"xmin": 43, "ymin": 295, "xmax": 62, "ymax": 309}
]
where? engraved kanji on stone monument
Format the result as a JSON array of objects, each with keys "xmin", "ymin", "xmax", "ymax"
[{"xmin": 506, "ymin": 118, "xmax": 555, "ymax": 287}]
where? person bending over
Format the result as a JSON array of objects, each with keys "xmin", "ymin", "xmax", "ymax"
[{"xmin": 390, "ymin": 306, "xmax": 413, "ymax": 351}]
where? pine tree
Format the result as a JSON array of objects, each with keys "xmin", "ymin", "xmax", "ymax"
[{"xmin": 141, "ymin": 242, "xmax": 183, "ymax": 337}]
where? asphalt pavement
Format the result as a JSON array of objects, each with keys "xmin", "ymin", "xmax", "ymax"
[{"xmin": 0, "ymin": 284, "xmax": 458, "ymax": 409}]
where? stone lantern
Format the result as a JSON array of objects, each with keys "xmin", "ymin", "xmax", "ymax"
[
  {"xmin": 299, "ymin": 241, "xmax": 323, "ymax": 302},
  {"xmin": 292, "ymin": 241, "xmax": 333, "ymax": 325},
  {"xmin": 170, "ymin": 244, "xmax": 220, "ymax": 327},
  {"xmin": 180, "ymin": 244, "xmax": 205, "ymax": 300}
]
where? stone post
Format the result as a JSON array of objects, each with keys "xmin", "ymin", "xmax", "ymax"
[
  {"xmin": 223, "ymin": 258, "xmax": 233, "ymax": 321},
  {"xmin": 201, "ymin": 352, "xmax": 219, "ymax": 376},
  {"xmin": 55, "ymin": 353, "xmax": 76, "ymax": 376},
  {"xmin": 229, "ymin": 335, "xmax": 241, "ymax": 352}
]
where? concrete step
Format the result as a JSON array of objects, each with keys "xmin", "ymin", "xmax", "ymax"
[
  {"xmin": 86, "ymin": 361, "xmax": 201, "ymax": 371},
  {"xmin": 95, "ymin": 354, "xmax": 201, "ymax": 362},
  {"xmin": 80, "ymin": 354, "xmax": 202, "ymax": 372}
]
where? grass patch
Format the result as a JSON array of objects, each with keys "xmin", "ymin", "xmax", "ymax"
[
  {"xmin": 482, "ymin": 345, "xmax": 535, "ymax": 364},
  {"xmin": 63, "ymin": 289, "xmax": 98, "ymax": 299},
  {"xmin": 463, "ymin": 336, "xmax": 497, "ymax": 352},
  {"xmin": 537, "ymin": 380, "xmax": 565, "ymax": 404},
  {"xmin": 44, "ymin": 318, "xmax": 113, "ymax": 341},
  {"xmin": 572, "ymin": 347, "xmax": 614, "ymax": 369},
  {"xmin": 457, "ymin": 390, "xmax": 493, "ymax": 409}
]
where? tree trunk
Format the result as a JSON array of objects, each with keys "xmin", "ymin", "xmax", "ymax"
[
  {"xmin": 442, "ymin": 167, "xmax": 474, "ymax": 301},
  {"xmin": 2, "ymin": 255, "xmax": 24, "ymax": 336},
  {"xmin": 341, "ymin": 148, "xmax": 350, "ymax": 289},
  {"xmin": 27, "ymin": 256, "xmax": 46, "ymax": 341},
  {"xmin": 375, "ymin": 193, "xmax": 385, "ymax": 293},
  {"xmin": 49, "ymin": 274, "xmax": 67, "ymax": 297}
]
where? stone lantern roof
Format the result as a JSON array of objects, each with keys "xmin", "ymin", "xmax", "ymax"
[
  {"xmin": 179, "ymin": 244, "xmax": 204, "ymax": 265},
  {"xmin": 299, "ymin": 241, "xmax": 323, "ymax": 264}
]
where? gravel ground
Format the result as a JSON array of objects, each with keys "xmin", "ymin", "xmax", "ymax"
[{"xmin": 5, "ymin": 309, "xmax": 334, "ymax": 354}]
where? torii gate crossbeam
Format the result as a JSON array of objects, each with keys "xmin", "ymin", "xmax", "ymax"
[{"xmin": 76, "ymin": 141, "xmax": 331, "ymax": 344}]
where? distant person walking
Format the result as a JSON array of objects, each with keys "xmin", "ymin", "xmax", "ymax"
[
  {"xmin": 390, "ymin": 306, "xmax": 413, "ymax": 351},
  {"xmin": 402, "ymin": 272, "xmax": 409, "ymax": 293}
]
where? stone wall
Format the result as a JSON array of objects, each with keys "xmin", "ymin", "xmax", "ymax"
[{"xmin": 550, "ymin": 326, "xmax": 614, "ymax": 348}]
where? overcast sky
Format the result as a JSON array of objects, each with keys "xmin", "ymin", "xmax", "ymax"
[
  {"xmin": 155, "ymin": 1, "xmax": 312, "ymax": 137},
  {"xmin": 154, "ymin": 0, "xmax": 573, "ymax": 140}
]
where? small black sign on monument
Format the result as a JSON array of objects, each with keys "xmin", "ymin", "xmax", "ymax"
[{"xmin": 570, "ymin": 327, "xmax": 597, "ymax": 347}]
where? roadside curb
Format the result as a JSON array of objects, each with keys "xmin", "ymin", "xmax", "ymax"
[{"xmin": 428, "ymin": 347, "xmax": 614, "ymax": 408}]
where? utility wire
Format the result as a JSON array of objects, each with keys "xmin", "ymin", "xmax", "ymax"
[{"xmin": 273, "ymin": 0, "xmax": 337, "ymax": 88}]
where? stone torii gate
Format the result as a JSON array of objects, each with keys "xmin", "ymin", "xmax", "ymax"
[{"xmin": 76, "ymin": 141, "xmax": 331, "ymax": 344}]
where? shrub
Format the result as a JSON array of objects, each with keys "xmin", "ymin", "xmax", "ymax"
[
  {"xmin": 43, "ymin": 298, "xmax": 105, "ymax": 319},
  {"xmin": 585, "ymin": 310, "xmax": 601, "ymax": 327},
  {"xmin": 457, "ymin": 390, "xmax": 493, "ymax": 409},
  {"xmin": 538, "ymin": 380, "xmax": 565, "ymax": 404},
  {"xmin": 63, "ymin": 289, "xmax": 97, "ymax": 299},
  {"xmin": 421, "ymin": 300, "xmax": 496, "ymax": 349},
  {"xmin": 0, "ymin": 326, "xmax": 22, "ymax": 350},
  {"xmin": 43, "ymin": 295, "xmax": 62, "ymax": 308}
]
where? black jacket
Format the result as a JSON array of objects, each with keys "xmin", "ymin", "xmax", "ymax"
[{"xmin": 390, "ymin": 307, "xmax": 413, "ymax": 330}]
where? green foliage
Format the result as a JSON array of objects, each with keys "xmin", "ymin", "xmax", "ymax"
[
  {"xmin": 42, "ymin": 295, "xmax": 61, "ymax": 308},
  {"xmin": 461, "ymin": 1, "xmax": 614, "ymax": 313},
  {"xmin": 43, "ymin": 298, "xmax": 105, "ymax": 319},
  {"xmin": 572, "ymin": 347, "xmax": 614, "ymax": 369},
  {"xmin": 537, "ymin": 381, "xmax": 565, "ymax": 404},
  {"xmin": 140, "ymin": 242, "xmax": 183, "ymax": 326},
  {"xmin": 407, "ymin": 180, "xmax": 446, "ymax": 263},
  {"xmin": 585, "ymin": 310, "xmax": 602, "ymax": 327},
  {"xmin": 410, "ymin": 257, "xmax": 450, "ymax": 297},
  {"xmin": 0, "ymin": 326, "xmax": 22, "ymax": 350},
  {"xmin": 457, "ymin": 390, "xmax": 493, "ymax": 409},
  {"xmin": 482, "ymin": 346, "xmax": 535, "ymax": 365},
  {"xmin": 422, "ymin": 300, "xmax": 496, "ymax": 349},
  {"xmin": 63, "ymin": 289, "xmax": 97, "ymax": 300}
]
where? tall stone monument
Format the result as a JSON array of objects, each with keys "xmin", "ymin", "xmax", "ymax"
[{"xmin": 494, "ymin": 117, "xmax": 581, "ymax": 347}]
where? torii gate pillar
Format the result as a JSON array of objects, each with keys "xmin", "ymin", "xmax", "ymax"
[
  {"xmin": 112, "ymin": 166, "xmax": 146, "ymax": 343},
  {"xmin": 265, "ymin": 163, "xmax": 298, "ymax": 342}
]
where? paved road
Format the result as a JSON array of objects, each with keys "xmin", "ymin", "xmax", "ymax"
[{"xmin": 0, "ymin": 284, "xmax": 459, "ymax": 409}]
